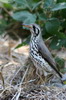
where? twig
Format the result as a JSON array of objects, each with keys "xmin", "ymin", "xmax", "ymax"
[
  {"xmin": 0, "ymin": 62, "xmax": 14, "ymax": 73},
  {"xmin": 0, "ymin": 85, "xmax": 15, "ymax": 97},
  {"xmin": 20, "ymin": 66, "xmax": 29, "ymax": 85},
  {"xmin": 1, "ymin": 7, "xmax": 12, "ymax": 17},
  {"xmin": 11, "ymin": 92, "xmax": 18, "ymax": 100},
  {"xmin": 17, "ymin": 79, "xmax": 36, "ymax": 86},
  {"xmin": 11, "ymin": 67, "xmax": 29, "ymax": 100},
  {"xmin": 10, "ymin": 66, "xmax": 24, "ymax": 84},
  {"xmin": 45, "ymin": 36, "xmax": 53, "ymax": 42}
]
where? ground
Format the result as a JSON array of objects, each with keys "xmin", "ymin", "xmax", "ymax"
[{"xmin": 0, "ymin": 35, "xmax": 66, "ymax": 100}]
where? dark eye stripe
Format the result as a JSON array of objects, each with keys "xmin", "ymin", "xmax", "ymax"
[
  {"xmin": 33, "ymin": 25, "xmax": 36, "ymax": 33},
  {"xmin": 33, "ymin": 25, "xmax": 39, "ymax": 36}
]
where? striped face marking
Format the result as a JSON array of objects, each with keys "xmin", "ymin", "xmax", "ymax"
[{"xmin": 32, "ymin": 24, "xmax": 40, "ymax": 36}]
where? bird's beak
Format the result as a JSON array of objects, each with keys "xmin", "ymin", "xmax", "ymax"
[{"xmin": 22, "ymin": 24, "xmax": 32, "ymax": 29}]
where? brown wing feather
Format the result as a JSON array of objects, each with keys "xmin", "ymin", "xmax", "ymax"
[
  {"xmin": 38, "ymin": 37, "xmax": 56, "ymax": 67},
  {"xmin": 38, "ymin": 37, "xmax": 62, "ymax": 78}
]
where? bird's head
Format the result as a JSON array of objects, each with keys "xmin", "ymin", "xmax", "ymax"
[{"xmin": 22, "ymin": 23, "xmax": 41, "ymax": 37}]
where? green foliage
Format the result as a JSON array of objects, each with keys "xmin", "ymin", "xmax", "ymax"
[
  {"xmin": 12, "ymin": 11, "xmax": 36, "ymax": 24},
  {"xmin": 50, "ymin": 38, "xmax": 66, "ymax": 49},
  {"xmin": 0, "ymin": 0, "xmax": 66, "ymax": 49},
  {"xmin": 0, "ymin": 0, "xmax": 9, "ymax": 3},
  {"xmin": 44, "ymin": 0, "xmax": 55, "ymax": 9},
  {"xmin": 45, "ymin": 18, "xmax": 60, "ymax": 34},
  {"xmin": 15, "ymin": 36, "xmax": 30, "ymax": 49},
  {"xmin": 55, "ymin": 57, "xmax": 65, "ymax": 68},
  {"xmin": 55, "ymin": 57, "xmax": 65, "ymax": 73},
  {"xmin": 51, "ymin": 2, "xmax": 66, "ymax": 11},
  {"xmin": 15, "ymin": 42, "xmax": 27, "ymax": 49},
  {"xmin": 0, "ymin": 19, "xmax": 7, "ymax": 35}
]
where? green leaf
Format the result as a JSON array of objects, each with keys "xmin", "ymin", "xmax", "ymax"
[
  {"xmin": 45, "ymin": 18, "xmax": 60, "ymax": 34},
  {"xmin": 55, "ymin": 57, "xmax": 65, "ymax": 69},
  {"xmin": 0, "ymin": 0, "xmax": 9, "ymax": 3},
  {"xmin": 15, "ymin": 0, "xmax": 30, "ymax": 9},
  {"xmin": 57, "ymin": 0, "xmax": 66, "ymax": 3},
  {"xmin": 50, "ymin": 38, "xmax": 66, "ymax": 49},
  {"xmin": 51, "ymin": 2, "xmax": 66, "ymax": 11},
  {"xmin": 61, "ymin": 9, "xmax": 66, "ymax": 18},
  {"xmin": 15, "ymin": 36, "xmax": 30, "ymax": 49},
  {"xmin": 38, "ymin": 13, "xmax": 47, "ymax": 21},
  {"xmin": 44, "ymin": 0, "xmax": 55, "ymax": 8},
  {"xmin": 15, "ymin": 42, "xmax": 27, "ymax": 49},
  {"xmin": 56, "ymin": 32, "xmax": 66, "ymax": 38},
  {"xmin": 0, "ymin": 19, "xmax": 7, "ymax": 35},
  {"xmin": 55, "ymin": 57, "xmax": 65, "ymax": 73},
  {"xmin": 15, "ymin": 0, "xmax": 41, "ymax": 10},
  {"xmin": 62, "ymin": 20, "xmax": 66, "ymax": 28},
  {"xmin": 32, "ymin": 1, "xmax": 41, "ymax": 10},
  {"xmin": 16, "ymin": 0, "xmax": 27, "ymax": 5},
  {"xmin": 12, "ymin": 11, "xmax": 36, "ymax": 24},
  {"xmin": 26, "ymin": 0, "xmax": 41, "ymax": 10},
  {"xmin": 50, "ymin": 38, "xmax": 59, "ymax": 49},
  {"xmin": 3, "ymin": 3, "xmax": 13, "ymax": 9}
]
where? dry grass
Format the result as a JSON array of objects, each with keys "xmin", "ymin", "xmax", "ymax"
[{"xmin": 0, "ymin": 35, "xmax": 66, "ymax": 100}]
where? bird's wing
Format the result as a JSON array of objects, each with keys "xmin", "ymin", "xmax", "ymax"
[
  {"xmin": 38, "ymin": 37, "xmax": 62, "ymax": 78},
  {"xmin": 38, "ymin": 37, "xmax": 56, "ymax": 67}
]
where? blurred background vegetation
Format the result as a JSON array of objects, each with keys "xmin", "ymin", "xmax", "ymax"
[{"xmin": 0, "ymin": 0, "xmax": 66, "ymax": 49}]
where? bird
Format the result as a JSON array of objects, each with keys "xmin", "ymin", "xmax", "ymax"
[{"xmin": 22, "ymin": 23, "xmax": 62, "ymax": 79}]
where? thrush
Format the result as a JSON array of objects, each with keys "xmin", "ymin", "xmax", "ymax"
[{"xmin": 23, "ymin": 23, "xmax": 62, "ymax": 78}]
